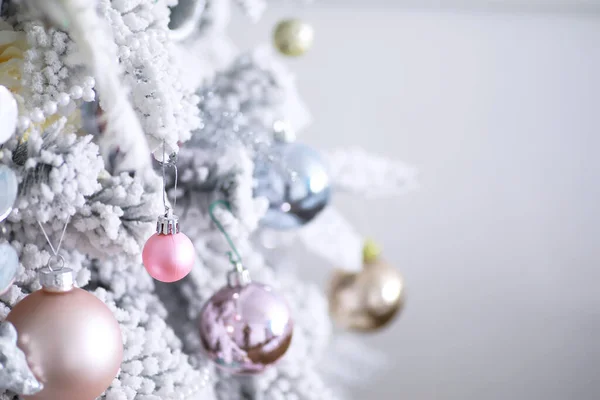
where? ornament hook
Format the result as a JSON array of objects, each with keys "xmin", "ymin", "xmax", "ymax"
[
  {"xmin": 37, "ymin": 217, "xmax": 70, "ymax": 271},
  {"xmin": 160, "ymin": 140, "xmax": 178, "ymax": 216},
  {"xmin": 208, "ymin": 200, "xmax": 244, "ymax": 273},
  {"xmin": 47, "ymin": 254, "xmax": 66, "ymax": 272}
]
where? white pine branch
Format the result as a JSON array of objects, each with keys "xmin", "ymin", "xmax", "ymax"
[
  {"xmin": 26, "ymin": 0, "xmax": 151, "ymax": 172},
  {"xmin": 326, "ymin": 147, "xmax": 419, "ymax": 198},
  {"xmin": 298, "ymin": 207, "xmax": 364, "ymax": 272}
]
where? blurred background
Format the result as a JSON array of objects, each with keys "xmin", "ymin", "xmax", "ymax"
[{"xmin": 230, "ymin": 2, "xmax": 600, "ymax": 399}]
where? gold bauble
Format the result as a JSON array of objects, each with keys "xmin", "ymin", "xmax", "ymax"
[
  {"xmin": 328, "ymin": 240, "xmax": 405, "ymax": 332},
  {"xmin": 273, "ymin": 19, "xmax": 314, "ymax": 57}
]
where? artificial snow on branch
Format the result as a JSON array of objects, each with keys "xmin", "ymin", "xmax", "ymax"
[
  {"xmin": 327, "ymin": 147, "xmax": 419, "ymax": 198},
  {"xmin": 22, "ymin": 0, "xmax": 152, "ymax": 172},
  {"xmin": 298, "ymin": 207, "xmax": 364, "ymax": 272},
  {"xmin": 232, "ymin": 0, "xmax": 267, "ymax": 21},
  {"xmin": 319, "ymin": 334, "xmax": 389, "ymax": 393},
  {"xmin": 99, "ymin": 0, "xmax": 201, "ymax": 156},
  {"xmin": 75, "ymin": 169, "xmax": 164, "ymax": 259},
  {"xmin": 193, "ymin": 47, "xmax": 311, "ymax": 158}
]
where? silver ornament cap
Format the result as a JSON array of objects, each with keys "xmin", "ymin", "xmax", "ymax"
[
  {"xmin": 227, "ymin": 266, "xmax": 252, "ymax": 287},
  {"xmin": 39, "ymin": 266, "xmax": 74, "ymax": 293},
  {"xmin": 156, "ymin": 213, "xmax": 180, "ymax": 235}
]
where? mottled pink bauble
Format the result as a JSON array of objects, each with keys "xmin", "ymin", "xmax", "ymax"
[
  {"xmin": 198, "ymin": 282, "xmax": 293, "ymax": 374},
  {"xmin": 142, "ymin": 232, "xmax": 195, "ymax": 282},
  {"xmin": 6, "ymin": 288, "xmax": 123, "ymax": 400}
]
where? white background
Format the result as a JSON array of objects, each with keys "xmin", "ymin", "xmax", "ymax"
[{"xmin": 230, "ymin": 2, "xmax": 600, "ymax": 399}]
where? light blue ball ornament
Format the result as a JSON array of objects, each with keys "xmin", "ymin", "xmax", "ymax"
[
  {"xmin": 0, "ymin": 243, "xmax": 18, "ymax": 295},
  {"xmin": 255, "ymin": 142, "xmax": 331, "ymax": 230},
  {"xmin": 0, "ymin": 165, "xmax": 18, "ymax": 223}
]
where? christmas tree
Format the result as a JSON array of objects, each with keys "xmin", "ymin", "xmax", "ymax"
[{"xmin": 0, "ymin": 0, "xmax": 417, "ymax": 398}]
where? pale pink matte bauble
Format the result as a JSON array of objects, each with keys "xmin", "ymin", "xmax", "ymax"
[
  {"xmin": 6, "ymin": 288, "xmax": 123, "ymax": 400},
  {"xmin": 142, "ymin": 232, "xmax": 195, "ymax": 282}
]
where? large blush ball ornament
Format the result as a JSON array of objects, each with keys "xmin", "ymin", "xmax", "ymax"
[
  {"xmin": 273, "ymin": 19, "xmax": 314, "ymax": 57},
  {"xmin": 198, "ymin": 272, "xmax": 294, "ymax": 374},
  {"xmin": 6, "ymin": 267, "xmax": 123, "ymax": 400},
  {"xmin": 142, "ymin": 214, "xmax": 195, "ymax": 282},
  {"xmin": 254, "ymin": 142, "xmax": 331, "ymax": 230},
  {"xmin": 328, "ymin": 240, "xmax": 405, "ymax": 332}
]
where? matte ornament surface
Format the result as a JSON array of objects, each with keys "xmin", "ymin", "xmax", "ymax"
[
  {"xmin": 142, "ymin": 232, "xmax": 195, "ymax": 282},
  {"xmin": 0, "ymin": 243, "xmax": 18, "ymax": 295},
  {"xmin": 255, "ymin": 142, "xmax": 331, "ymax": 230},
  {"xmin": 6, "ymin": 287, "xmax": 123, "ymax": 400},
  {"xmin": 0, "ymin": 165, "xmax": 18, "ymax": 222},
  {"xmin": 198, "ymin": 283, "xmax": 293, "ymax": 374},
  {"xmin": 0, "ymin": 85, "xmax": 17, "ymax": 145}
]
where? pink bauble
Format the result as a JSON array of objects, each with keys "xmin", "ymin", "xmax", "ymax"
[
  {"xmin": 142, "ymin": 232, "xmax": 195, "ymax": 282},
  {"xmin": 6, "ymin": 288, "xmax": 123, "ymax": 400},
  {"xmin": 198, "ymin": 282, "xmax": 293, "ymax": 374}
]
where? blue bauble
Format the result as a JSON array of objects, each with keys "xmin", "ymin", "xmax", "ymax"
[
  {"xmin": 255, "ymin": 142, "xmax": 331, "ymax": 230},
  {"xmin": 0, "ymin": 243, "xmax": 18, "ymax": 295},
  {"xmin": 0, "ymin": 165, "xmax": 18, "ymax": 223}
]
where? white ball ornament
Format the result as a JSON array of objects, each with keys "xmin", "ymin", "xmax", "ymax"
[{"xmin": 0, "ymin": 85, "xmax": 18, "ymax": 144}]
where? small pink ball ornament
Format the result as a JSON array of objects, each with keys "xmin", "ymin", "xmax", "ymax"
[
  {"xmin": 198, "ymin": 268, "xmax": 294, "ymax": 375},
  {"xmin": 6, "ymin": 265, "xmax": 123, "ymax": 400},
  {"xmin": 142, "ymin": 213, "xmax": 195, "ymax": 282}
]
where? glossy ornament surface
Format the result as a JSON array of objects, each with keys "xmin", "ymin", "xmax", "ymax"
[
  {"xmin": 0, "ymin": 243, "xmax": 19, "ymax": 295},
  {"xmin": 0, "ymin": 85, "xmax": 18, "ymax": 144},
  {"xmin": 142, "ymin": 231, "xmax": 195, "ymax": 282},
  {"xmin": 273, "ymin": 19, "xmax": 314, "ymax": 57},
  {"xmin": 168, "ymin": 0, "xmax": 206, "ymax": 41},
  {"xmin": 6, "ymin": 268, "xmax": 123, "ymax": 400},
  {"xmin": 0, "ymin": 165, "xmax": 18, "ymax": 222},
  {"xmin": 198, "ymin": 282, "xmax": 293, "ymax": 374},
  {"xmin": 254, "ymin": 142, "xmax": 331, "ymax": 230},
  {"xmin": 328, "ymin": 241, "xmax": 405, "ymax": 332}
]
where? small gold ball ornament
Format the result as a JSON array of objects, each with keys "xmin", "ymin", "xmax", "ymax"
[
  {"xmin": 273, "ymin": 19, "xmax": 314, "ymax": 57},
  {"xmin": 328, "ymin": 240, "xmax": 405, "ymax": 332}
]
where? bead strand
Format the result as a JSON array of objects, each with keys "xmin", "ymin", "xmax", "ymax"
[{"xmin": 16, "ymin": 75, "xmax": 96, "ymax": 133}]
